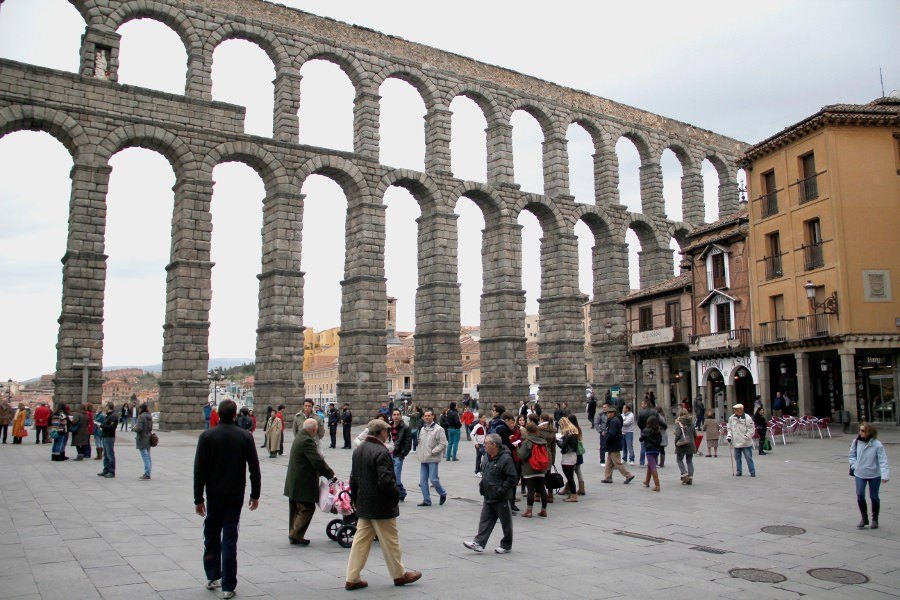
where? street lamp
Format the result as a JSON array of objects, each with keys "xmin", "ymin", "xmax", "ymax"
[
  {"xmin": 804, "ymin": 280, "xmax": 839, "ymax": 315},
  {"xmin": 779, "ymin": 362, "xmax": 788, "ymax": 375},
  {"xmin": 605, "ymin": 322, "xmax": 627, "ymax": 344},
  {"xmin": 6, "ymin": 378, "xmax": 11, "ymax": 402},
  {"xmin": 820, "ymin": 359, "xmax": 829, "ymax": 374},
  {"xmin": 737, "ymin": 183, "xmax": 748, "ymax": 207},
  {"xmin": 208, "ymin": 367, "xmax": 224, "ymax": 407}
]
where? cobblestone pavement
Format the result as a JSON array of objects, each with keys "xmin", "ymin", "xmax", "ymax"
[{"xmin": 1, "ymin": 416, "xmax": 898, "ymax": 600}]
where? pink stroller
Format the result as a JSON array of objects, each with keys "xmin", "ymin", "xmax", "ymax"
[{"xmin": 324, "ymin": 480, "xmax": 357, "ymax": 548}]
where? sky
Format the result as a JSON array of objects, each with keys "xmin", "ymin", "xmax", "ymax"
[{"xmin": 0, "ymin": 0, "xmax": 897, "ymax": 380}]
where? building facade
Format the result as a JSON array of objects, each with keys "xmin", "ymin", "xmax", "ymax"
[{"xmin": 742, "ymin": 97, "xmax": 900, "ymax": 425}]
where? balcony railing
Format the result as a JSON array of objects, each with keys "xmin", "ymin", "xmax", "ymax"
[
  {"xmin": 690, "ymin": 328, "xmax": 751, "ymax": 351},
  {"xmin": 760, "ymin": 190, "xmax": 779, "ymax": 218},
  {"xmin": 798, "ymin": 312, "xmax": 836, "ymax": 339},
  {"xmin": 763, "ymin": 253, "xmax": 783, "ymax": 280},
  {"xmin": 758, "ymin": 319, "xmax": 791, "ymax": 345},
  {"xmin": 797, "ymin": 173, "xmax": 820, "ymax": 203},
  {"xmin": 801, "ymin": 241, "xmax": 825, "ymax": 271}
]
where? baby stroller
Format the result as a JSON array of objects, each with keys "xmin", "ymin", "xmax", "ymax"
[{"xmin": 322, "ymin": 480, "xmax": 357, "ymax": 548}]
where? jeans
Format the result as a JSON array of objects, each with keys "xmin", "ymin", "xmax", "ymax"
[
  {"xmin": 51, "ymin": 433, "xmax": 68, "ymax": 457},
  {"xmin": 101, "ymin": 437, "xmax": 116, "ymax": 475},
  {"xmin": 203, "ymin": 494, "xmax": 243, "ymax": 593},
  {"xmin": 734, "ymin": 446, "xmax": 755, "ymax": 475},
  {"xmin": 598, "ymin": 433, "xmax": 606, "ymax": 463},
  {"xmin": 411, "ymin": 428, "xmax": 418, "ymax": 451},
  {"xmin": 855, "ymin": 476, "xmax": 881, "ymax": 502},
  {"xmin": 446, "ymin": 428, "xmax": 461, "ymax": 460},
  {"xmin": 676, "ymin": 449, "xmax": 694, "ymax": 477},
  {"xmin": 623, "ymin": 432, "xmax": 634, "ymax": 462},
  {"xmin": 419, "ymin": 462, "xmax": 446, "ymax": 505},
  {"xmin": 139, "ymin": 447, "xmax": 152, "ymax": 476},
  {"xmin": 639, "ymin": 439, "xmax": 646, "ymax": 465},
  {"xmin": 393, "ymin": 456, "xmax": 407, "ymax": 498},
  {"xmin": 474, "ymin": 445, "xmax": 485, "ymax": 473},
  {"xmin": 473, "ymin": 500, "xmax": 513, "ymax": 551}
]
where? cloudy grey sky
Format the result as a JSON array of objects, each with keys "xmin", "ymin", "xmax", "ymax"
[{"xmin": 0, "ymin": 0, "xmax": 897, "ymax": 380}]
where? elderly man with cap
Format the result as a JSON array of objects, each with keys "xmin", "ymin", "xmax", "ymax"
[
  {"xmin": 463, "ymin": 432, "xmax": 518, "ymax": 554},
  {"xmin": 600, "ymin": 405, "xmax": 635, "ymax": 484},
  {"xmin": 284, "ymin": 418, "xmax": 335, "ymax": 545},
  {"xmin": 345, "ymin": 419, "xmax": 421, "ymax": 591},
  {"xmin": 726, "ymin": 404, "xmax": 756, "ymax": 477}
]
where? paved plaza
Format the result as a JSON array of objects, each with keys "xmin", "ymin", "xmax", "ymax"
[{"xmin": 1, "ymin": 416, "xmax": 898, "ymax": 600}]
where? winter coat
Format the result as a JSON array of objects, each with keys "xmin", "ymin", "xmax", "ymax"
[
  {"xmin": 71, "ymin": 412, "xmax": 91, "ymax": 447},
  {"xmin": 726, "ymin": 413, "xmax": 755, "ymax": 448},
  {"xmin": 605, "ymin": 414, "xmax": 624, "ymax": 452},
  {"xmin": 284, "ymin": 430, "xmax": 334, "ymax": 503},
  {"xmin": 640, "ymin": 428, "xmax": 663, "ymax": 453},
  {"xmin": 415, "ymin": 422, "xmax": 447, "ymax": 463},
  {"xmin": 637, "ymin": 407, "xmax": 655, "ymax": 431},
  {"xmin": 51, "ymin": 410, "xmax": 70, "ymax": 435},
  {"xmin": 621, "ymin": 411, "xmax": 635, "ymax": 434},
  {"xmin": 12, "ymin": 409, "xmax": 27, "ymax": 438},
  {"xmin": 0, "ymin": 403, "xmax": 11, "ymax": 426},
  {"xmin": 101, "ymin": 410, "xmax": 119, "ymax": 438},
  {"xmin": 294, "ymin": 410, "xmax": 325, "ymax": 440},
  {"xmin": 702, "ymin": 418, "xmax": 720, "ymax": 441},
  {"xmin": 518, "ymin": 433, "xmax": 549, "ymax": 477},
  {"xmin": 265, "ymin": 415, "xmax": 283, "ymax": 453},
  {"xmin": 479, "ymin": 446, "xmax": 518, "ymax": 502},
  {"xmin": 133, "ymin": 411, "xmax": 153, "ymax": 450},
  {"xmin": 391, "ymin": 420, "xmax": 412, "ymax": 459},
  {"xmin": 537, "ymin": 421, "xmax": 557, "ymax": 465},
  {"xmin": 33, "ymin": 405, "xmax": 51, "ymax": 427},
  {"xmin": 849, "ymin": 437, "xmax": 891, "ymax": 480},
  {"xmin": 350, "ymin": 436, "xmax": 399, "ymax": 520},
  {"xmin": 557, "ymin": 432, "xmax": 579, "ymax": 466},
  {"xmin": 674, "ymin": 417, "xmax": 696, "ymax": 455}
]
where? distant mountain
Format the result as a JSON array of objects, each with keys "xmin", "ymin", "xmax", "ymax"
[{"xmin": 102, "ymin": 358, "xmax": 255, "ymax": 374}]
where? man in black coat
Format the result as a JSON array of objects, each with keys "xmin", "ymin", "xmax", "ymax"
[
  {"xmin": 193, "ymin": 400, "xmax": 261, "ymax": 599},
  {"xmin": 390, "ymin": 408, "xmax": 412, "ymax": 501},
  {"xmin": 327, "ymin": 403, "xmax": 340, "ymax": 448},
  {"xmin": 340, "ymin": 404, "xmax": 353, "ymax": 449},
  {"xmin": 600, "ymin": 406, "xmax": 634, "ymax": 485},
  {"xmin": 463, "ymin": 433, "xmax": 518, "ymax": 554},
  {"xmin": 345, "ymin": 420, "xmax": 421, "ymax": 591}
]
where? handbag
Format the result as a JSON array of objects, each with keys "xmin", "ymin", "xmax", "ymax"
[
  {"xmin": 576, "ymin": 440, "xmax": 585, "ymax": 456},
  {"xmin": 318, "ymin": 479, "xmax": 336, "ymax": 512},
  {"xmin": 50, "ymin": 428, "xmax": 59, "ymax": 439},
  {"xmin": 545, "ymin": 467, "xmax": 565, "ymax": 491},
  {"xmin": 149, "ymin": 432, "xmax": 159, "ymax": 447},
  {"xmin": 675, "ymin": 424, "xmax": 691, "ymax": 447}
]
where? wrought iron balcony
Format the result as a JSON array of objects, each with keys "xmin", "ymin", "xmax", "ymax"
[
  {"xmin": 758, "ymin": 319, "xmax": 791, "ymax": 345},
  {"xmin": 763, "ymin": 253, "xmax": 783, "ymax": 280},
  {"xmin": 798, "ymin": 312, "xmax": 836, "ymax": 339},
  {"xmin": 760, "ymin": 190, "xmax": 779, "ymax": 218},
  {"xmin": 801, "ymin": 241, "xmax": 824, "ymax": 271},
  {"xmin": 690, "ymin": 328, "xmax": 751, "ymax": 351},
  {"xmin": 798, "ymin": 173, "xmax": 819, "ymax": 203}
]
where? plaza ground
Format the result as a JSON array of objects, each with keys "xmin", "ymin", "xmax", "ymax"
[{"xmin": 1, "ymin": 415, "xmax": 898, "ymax": 600}]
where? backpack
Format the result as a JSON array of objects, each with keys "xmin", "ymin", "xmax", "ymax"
[{"xmin": 528, "ymin": 442, "xmax": 550, "ymax": 472}]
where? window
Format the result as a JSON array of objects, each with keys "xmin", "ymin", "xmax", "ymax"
[
  {"xmin": 403, "ymin": 376, "xmax": 411, "ymax": 389},
  {"xmin": 715, "ymin": 302, "xmax": 732, "ymax": 333},
  {"xmin": 665, "ymin": 301, "xmax": 680, "ymax": 328},
  {"xmin": 803, "ymin": 218, "xmax": 824, "ymax": 270},
  {"xmin": 799, "ymin": 152, "xmax": 818, "ymax": 202},
  {"xmin": 388, "ymin": 380, "xmax": 393, "ymax": 392},
  {"xmin": 764, "ymin": 231, "xmax": 783, "ymax": 280},
  {"xmin": 770, "ymin": 294, "xmax": 784, "ymax": 321},
  {"xmin": 534, "ymin": 366, "xmax": 540, "ymax": 382},
  {"xmin": 639, "ymin": 306, "xmax": 653, "ymax": 331},
  {"xmin": 762, "ymin": 170, "xmax": 778, "ymax": 217},
  {"xmin": 711, "ymin": 253, "xmax": 727, "ymax": 289}
]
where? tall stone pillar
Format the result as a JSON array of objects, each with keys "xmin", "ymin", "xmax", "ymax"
[
  {"xmin": 594, "ymin": 148, "xmax": 619, "ymax": 205},
  {"xmin": 719, "ymin": 178, "xmax": 740, "ymax": 217},
  {"xmin": 79, "ymin": 27, "xmax": 120, "ymax": 81},
  {"xmin": 54, "ymin": 162, "xmax": 111, "ymax": 411},
  {"xmin": 479, "ymin": 219, "xmax": 528, "ymax": 406},
  {"xmin": 353, "ymin": 89, "xmax": 380, "ymax": 160},
  {"xmin": 186, "ymin": 51, "xmax": 213, "ymax": 101},
  {"xmin": 639, "ymin": 246, "xmax": 674, "ymax": 288},
  {"xmin": 537, "ymin": 232, "xmax": 587, "ymax": 409},
  {"xmin": 486, "ymin": 122, "xmax": 515, "ymax": 186},
  {"xmin": 424, "ymin": 106, "xmax": 453, "ymax": 175},
  {"xmin": 590, "ymin": 242, "xmax": 631, "ymax": 398},
  {"xmin": 337, "ymin": 195, "xmax": 387, "ymax": 422},
  {"xmin": 159, "ymin": 176, "xmax": 216, "ymax": 429},
  {"xmin": 757, "ymin": 354, "xmax": 771, "ymax": 413},
  {"xmin": 681, "ymin": 167, "xmax": 705, "ymax": 226},
  {"xmin": 414, "ymin": 210, "xmax": 462, "ymax": 408},
  {"xmin": 542, "ymin": 131, "xmax": 570, "ymax": 198},
  {"xmin": 795, "ymin": 351, "xmax": 810, "ymax": 417},
  {"xmin": 838, "ymin": 347, "xmax": 857, "ymax": 424},
  {"xmin": 255, "ymin": 187, "xmax": 305, "ymax": 426},
  {"xmin": 273, "ymin": 69, "xmax": 302, "ymax": 143},
  {"xmin": 639, "ymin": 160, "xmax": 665, "ymax": 217}
]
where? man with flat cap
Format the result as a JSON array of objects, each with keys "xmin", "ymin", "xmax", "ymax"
[
  {"xmin": 600, "ymin": 405, "xmax": 635, "ymax": 484},
  {"xmin": 284, "ymin": 417, "xmax": 335, "ymax": 545}
]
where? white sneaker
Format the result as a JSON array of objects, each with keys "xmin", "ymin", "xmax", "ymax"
[
  {"xmin": 629, "ymin": 461, "xmax": 635, "ymax": 465},
  {"xmin": 222, "ymin": 592, "xmax": 235, "ymax": 600},
  {"xmin": 463, "ymin": 540, "xmax": 484, "ymax": 553},
  {"xmin": 494, "ymin": 547, "xmax": 511, "ymax": 554},
  {"xmin": 206, "ymin": 580, "xmax": 221, "ymax": 590},
  {"xmin": 599, "ymin": 463, "xmax": 606, "ymax": 467},
  {"xmin": 475, "ymin": 473, "xmax": 482, "ymax": 478}
]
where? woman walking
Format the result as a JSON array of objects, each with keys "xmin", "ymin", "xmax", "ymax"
[
  {"xmin": 556, "ymin": 417, "xmax": 580, "ymax": 502},
  {"xmin": 11, "ymin": 403, "xmax": 28, "ymax": 444},
  {"xmin": 133, "ymin": 404, "xmax": 153, "ymax": 480},
  {"xmin": 50, "ymin": 404, "xmax": 71, "ymax": 460},
  {"xmin": 569, "ymin": 415, "xmax": 587, "ymax": 496},
  {"xmin": 640, "ymin": 415, "xmax": 663, "ymax": 491},
  {"xmin": 536, "ymin": 414, "xmax": 557, "ymax": 502},
  {"xmin": 518, "ymin": 421, "xmax": 549, "ymax": 517},
  {"xmin": 702, "ymin": 411, "xmax": 719, "ymax": 457},
  {"xmin": 849, "ymin": 422, "xmax": 890, "ymax": 529},
  {"xmin": 673, "ymin": 408, "xmax": 696, "ymax": 485},
  {"xmin": 753, "ymin": 405, "xmax": 768, "ymax": 456},
  {"xmin": 655, "ymin": 406, "xmax": 668, "ymax": 467},
  {"xmin": 265, "ymin": 408, "xmax": 283, "ymax": 458}
]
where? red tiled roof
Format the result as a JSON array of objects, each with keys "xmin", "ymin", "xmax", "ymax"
[{"xmin": 620, "ymin": 273, "xmax": 691, "ymax": 304}]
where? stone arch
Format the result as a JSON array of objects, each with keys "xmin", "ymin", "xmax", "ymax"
[
  {"xmin": 572, "ymin": 204, "xmax": 616, "ymax": 243},
  {"xmin": 568, "ymin": 113, "xmax": 604, "ymax": 152},
  {"xmin": 97, "ymin": 124, "xmax": 197, "ymax": 178},
  {"xmin": 293, "ymin": 155, "xmax": 368, "ymax": 202},
  {"xmin": 624, "ymin": 212, "xmax": 661, "ymax": 249},
  {"xmin": 671, "ymin": 222, "xmax": 693, "ymax": 251},
  {"xmin": 201, "ymin": 141, "xmax": 290, "ymax": 191},
  {"xmin": 615, "ymin": 128, "xmax": 653, "ymax": 163},
  {"xmin": 107, "ymin": 1, "xmax": 204, "ymax": 56},
  {"xmin": 451, "ymin": 183, "xmax": 504, "ymax": 229},
  {"xmin": 377, "ymin": 169, "xmax": 442, "ymax": 214},
  {"xmin": 296, "ymin": 44, "xmax": 368, "ymax": 91},
  {"xmin": 446, "ymin": 83, "xmax": 503, "ymax": 127},
  {"xmin": 373, "ymin": 64, "xmax": 439, "ymax": 110},
  {"xmin": 515, "ymin": 195, "xmax": 566, "ymax": 236},
  {"xmin": 704, "ymin": 152, "xmax": 733, "ymax": 183},
  {"xmin": 0, "ymin": 105, "xmax": 89, "ymax": 162},
  {"xmin": 660, "ymin": 141, "xmax": 696, "ymax": 171},
  {"xmin": 506, "ymin": 98, "xmax": 555, "ymax": 139},
  {"xmin": 206, "ymin": 21, "xmax": 292, "ymax": 73},
  {"xmin": 67, "ymin": 0, "xmax": 97, "ymax": 26}
]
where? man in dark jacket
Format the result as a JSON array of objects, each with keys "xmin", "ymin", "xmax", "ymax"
[
  {"xmin": 284, "ymin": 418, "xmax": 334, "ymax": 545},
  {"xmin": 444, "ymin": 402, "xmax": 463, "ymax": 461},
  {"xmin": 327, "ymin": 403, "xmax": 340, "ymax": 448},
  {"xmin": 345, "ymin": 420, "xmax": 421, "ymax": 591},
  {"xmin": 637, "ymin": 399, "xmax": 656, "ymax": 466},
  {"xmin": 341, "ymin": 404, "xmax": 353, "ymax": 449},
  {"xmin": 193, "ymin": 400, "xmax": 261, "ymax": 600},
  {"xmin": 97, "ymin": 402, "xmax": 119, "ymax": 477},
  {"xmin": 390, "ymin": 409, "xmax": 412, "ymax": 501},
  {"xmin": 600, "ymin": 406, "xmax": 634, "ymax": 484},
  {"xmin": 463, "ymin": 433, "xmax": 518, "ymax": 554}
]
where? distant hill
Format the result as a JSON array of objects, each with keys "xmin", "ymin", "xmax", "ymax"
[{"xmin": 101, "ymin": 358, "xmax": 255, "ymax": 374}]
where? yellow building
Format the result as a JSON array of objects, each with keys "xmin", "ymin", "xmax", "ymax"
[{"xmin": 742, "ymin": 97, "xmax": 900, "ymax": 425}]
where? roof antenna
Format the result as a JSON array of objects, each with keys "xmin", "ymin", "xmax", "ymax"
[{"xmin": 880, "ymin": 67, "xmax": 885, "ymax": 98}]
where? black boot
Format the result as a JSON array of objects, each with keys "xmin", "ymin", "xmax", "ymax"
[
  {"xmin": 857, "ymin": 499, "xmax": 869, "ymax": 529},
  {"xmin": 871, "ymin": 500, "xmax": 880, "ymax": 530}
]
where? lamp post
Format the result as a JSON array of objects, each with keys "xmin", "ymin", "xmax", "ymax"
[
  {"xmin": 820, "ymin": 359, "xmax": 829, "ymax": 374},
  {"xmin": 208, "ymin": 367, "xmax": 224, "ymax": 407},
  {"xmin": 604, "ymin": 322, "xmax": 627, "ymax": 344},
  {"xmin": 6, "ymin": 378, "xmax": 11, "ymax": 403},
  {"xmin": 804, "ymin": 280, "xmax": 839, "ymax": 315},
  {"xmin": 737, "ymin": 183, "xmax": 748, "ymax": 207}
]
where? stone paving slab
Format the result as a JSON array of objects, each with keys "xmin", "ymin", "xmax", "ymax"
[{"xmin": 0, "ymin": 417, "xmax": 898, "ymax": 599}]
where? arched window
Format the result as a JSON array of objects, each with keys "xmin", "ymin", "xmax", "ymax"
[
  {"xmin": 511, "ymin": 111, "xmax": 544, "ymax": 194},
  {"xmin": 298, "ymin": 59, "xmax": 354, "ymax": 151},
  {"xmin": 211, "ymin": 40, "xmax": 274, "ymax": 137},
  {"xmin": 379, "ymin": 78, "xmax": 426, "ymax": 171},
  {"xmin": 450, "ymin": 96, "xmax": 487, "ymax": 182},
  {"xmin": 117, "ymin": 19, "xmax": 186, "ymax": 94}
]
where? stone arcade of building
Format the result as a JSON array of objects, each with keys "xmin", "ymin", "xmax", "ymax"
[{"xmin": 0, "ymin": 0, "xmax": 745, "ymax": 427}]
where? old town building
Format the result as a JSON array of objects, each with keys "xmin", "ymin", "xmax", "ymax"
[{"xmin": 742, "ymin": 97, "xmax": 900, "ymax": 425}]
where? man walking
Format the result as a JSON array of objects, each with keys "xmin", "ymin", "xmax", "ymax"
[
  {"xmin": 444, "ymin": 402, "xmax": 462, "ymax": 461},
  {"xmin": 294, "ymin": 399, "xmax": 325, "ymax": 448},
  {"xmin": 693, "ymin": 394, "xmax": 706, "ymax": 429},
  {"xmin": 416, "ymin": 409, "xmax": 448, "ymax": 507},
  {"xmin": 284, "ymin": 418, "xmax": 335, "ymax": 545},
  {"xmin": 463, "ymin": 433, "xmax": 518, "ymax": 554},
  {"xmin": 471, "ymin": 414, "xmax": 488, "ymax": 476},
  {"xmin": 390, "ymin": 409, "xmax": 412, "ymax": 501},
  {"xmin": 726, "ymin": 403, "xmax": 756, "ymax": 477},
  {"xmin": 345, "ymin": 419, "xmax": 421, "ymax": 591},
  {"xmin": 341, "ymin": 404, "xmax": 353, "ymax": 449},
  {"xmin": 97, "ymin": 402, "xmax": 119, "ymax": 478},
  {"xmin": 193, "ymin": 400, "xmax": 261, "ymax": 600},
  {"xmin": 600, "ymin": 406, "xmax": 635, "ymax": 484}
]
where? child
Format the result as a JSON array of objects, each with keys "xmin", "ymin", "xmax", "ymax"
[{"xmin": 640, "ymin": 415, "xmax": 663, "ymax": 491}]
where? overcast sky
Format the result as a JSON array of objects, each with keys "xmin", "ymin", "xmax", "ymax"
[{"xmin": 1, "ymin": 0, "xmax": 897, "ymax": 380}]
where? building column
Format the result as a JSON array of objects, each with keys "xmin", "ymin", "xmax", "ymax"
[
  {"xmin": 158, "ymin": 176, "xmax": 216, "ymax": 429},
  {"xmin": 273, "ymin": 69, "xmax": 302, "ymax": 143},
  {"xmin": 639, "ymin": 160, "xmax": 665, "ymax": 217},
  {"xmin": 757, "ymin": 354, "xmax": 771, "ymax": 413},
  {"xmin": 590, "ymin": 241, "xmax": 631, "ymax": 399},
  {"xmin": 414, "ymin": 210, "xmax": 462, "ymax": 407},
  {"xmin": 538, "ymin": 232, "xmax": 587, "ymax": 409},
  {"xmin": 681, "ymin": 167, "xmax": 704, "ymax": 226},
  {"xmin": 839, "ymin": 347, "xmax": 858, "ymax": 424},
  {"xmin": 794, "ymin": 351, "xmax": 811, "ymax": 417},
  {"xmin": 353, "ymin": 89, "xmax": 380, "ymax": 160},
  {"xmin": 542, "ymin": 130, "xmax": 570, "ymax": 198},
  {"xmin": 255, "ymin": 187, "xmax": 306, "ymax": 427},
  {"xmin": 479, "ymin": 219, "xmax": 528, "ymax": 406},
  {"xmin": 594, "ymin": 147, "xmax": 619, "ymax": 205},
  {"xmin": 486, "ymin": 121, "xmax": 515, "ymax": 186},
  {"xmin": 639, "ymin": 246, "xmax": 674, "ymax": 288},
  {"xmin": 424, "ymin": 105, "xmax": 453, "ymax": 176},
  {"xmin": 186, "ymin": 51, "xmax": 213, "ymax": 101},
  {"xmin": 337, "ymin": 194, "xmax": 387, "ymax": 422},
  {"xmin": 79, "ymin": 26, "xmax": 120, "ymax": 81},
  {"xmin": 719, "ymin": 178, "xmax": 740, "ymax": 217},
  {"xmin": 54, "ymin": 162, "xmax": 111, "ymax": 412},
  {"xmin": 725, "ymin": 384, "xmax": 735, "ymax": 416}
]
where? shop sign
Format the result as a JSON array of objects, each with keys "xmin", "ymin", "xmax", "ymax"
[
  {"xmin": 861, "ymin": 355, "xmax": 891, "ymax": 369},
  {"xmin": 856, "ymin": 357, "xmax": 868, "ymax": 423},
  {"xmin": 697, "ymin": 353, "xmax": 758, "ymax": 384},
  {"xmin": 696, "ymin": 333, "xmax": 729, "ymax": 351},
  {"xmin": 632, "ymin": 326, "xmax": 674, "ymax": 347}
]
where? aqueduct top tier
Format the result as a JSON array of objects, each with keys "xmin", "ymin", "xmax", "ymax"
[{"xmin": 0, "ymin": 0, "xmax": 747, "ymax": 427}]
